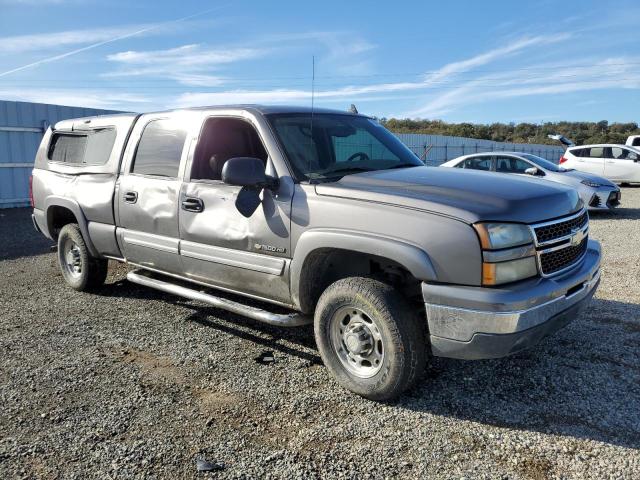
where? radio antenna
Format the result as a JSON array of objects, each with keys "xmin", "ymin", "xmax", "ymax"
[{"xmin": 309, "ymin": 55, "xmax": 315, "ymax": 172}]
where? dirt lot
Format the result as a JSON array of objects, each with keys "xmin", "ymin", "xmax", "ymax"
[{"xmin": 1, "ymin": 190, "xmax": 639, "ymax": 479}]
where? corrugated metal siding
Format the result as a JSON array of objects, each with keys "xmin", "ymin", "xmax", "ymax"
[
  {"xmin": 394, "ymin": 133, "xmax": 564, "ymax": 166},
  {"xmin": 0, "ymin": 100, "xmax": 123, "ymax": 208}
]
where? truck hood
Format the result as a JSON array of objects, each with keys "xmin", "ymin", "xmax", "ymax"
[{"xmin": 315, "ymin": 166, "xmax": 582, "ymax": 224}]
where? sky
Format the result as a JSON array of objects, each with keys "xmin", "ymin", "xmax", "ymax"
[{"xmin": 0, "ymin": 0, "xmax": 639, "ymax": 123}]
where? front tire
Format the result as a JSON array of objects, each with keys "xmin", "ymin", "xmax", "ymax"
[
  {"xmin": 314, "ymin": 277, "xmax": 427, "ymax": 401},
  {"xmin": 57, "ymin": 224, "xmax": 108, "ymax": 291}
]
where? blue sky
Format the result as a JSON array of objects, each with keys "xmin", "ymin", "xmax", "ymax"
[{"xmin": 0, "ymin": 0, "xmax": 639, "ymax": 123}]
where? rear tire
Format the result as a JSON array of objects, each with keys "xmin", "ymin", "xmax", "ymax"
[
  {"xmin": 314, "ymin": 276, "xmax": 427, "ymax": 401},
  {"xmin": 57, "ymin": 223, "xmax": 108, "ymax": 291}
]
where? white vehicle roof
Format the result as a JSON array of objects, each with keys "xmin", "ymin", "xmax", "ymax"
[
  {"xmin": 442, "ymin": 152, "xmax": 541, "ymax": 166},
  {"xmin": 567, "ymin": 143, "xmax": 640, "ymax": 152}
]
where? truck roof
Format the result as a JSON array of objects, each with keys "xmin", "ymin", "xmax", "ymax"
[
  {"xmin": 53, "ymin": 105, "xmax": 364, "ymax": 129},
  {"xmin": 153, "ymin": 104, "xmax": 364, "ymax": 116}
]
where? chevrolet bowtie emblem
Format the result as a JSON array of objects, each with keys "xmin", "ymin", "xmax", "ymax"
[{"xmin": 570, "ymin": 227, "xmax": 585, "ymax": 247}]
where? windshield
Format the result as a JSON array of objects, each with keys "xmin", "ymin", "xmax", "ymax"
[
  {"xmin": 520, "ymin": 153, "xmax": 569, "ymax": 172},
  {"xmin": 267, "ymin": 113, "xmax": 423, "ymax": 181}
]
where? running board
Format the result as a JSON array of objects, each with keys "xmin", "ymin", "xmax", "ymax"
[{"xmin": 126, "ymin": 270, "xmax": 311, "ymax": 327}]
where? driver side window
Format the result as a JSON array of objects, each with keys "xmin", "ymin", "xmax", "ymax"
[
  {"xmin": 495, "ymin": 156, "xmax": 531, "ymax": 173},
  {"xmin": 190, "ymin": 117, "xmax": 267, "ymax": 181}
]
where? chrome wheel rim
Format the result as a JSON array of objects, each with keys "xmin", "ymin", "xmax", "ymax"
[
  {"xmin": 329, "ymin": 306, "xmax": 385, "ymax": 378},
  {"xmin": 62, "ymin": 238, "xmax": 82, "ymax": 278}
]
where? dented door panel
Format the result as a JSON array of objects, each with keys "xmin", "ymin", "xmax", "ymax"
[
  {"xmin": 178, "ymin": 180, "xmax": 292, "ymax": 303},
  {"xmin": 117, "ymin": 175, "xmax": 183, "ymax": 274}
]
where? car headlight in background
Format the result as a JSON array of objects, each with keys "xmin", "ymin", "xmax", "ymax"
[
  {"xmin": 473, "ymin": 222, "xmax": 538, "ymax": 286},
  {"xmin": 581, "ymin": 179, "xmax": 605, "ymax": 188}
]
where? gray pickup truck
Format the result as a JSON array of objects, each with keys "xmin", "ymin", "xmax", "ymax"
[{"xmin": 31, "ymin": 105, "xmax": 601, "ymax": 400}]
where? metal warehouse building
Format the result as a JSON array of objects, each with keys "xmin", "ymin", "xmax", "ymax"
[{"xmin": 0, "ymin": 100, "xmax": 121, "ymax": 209}]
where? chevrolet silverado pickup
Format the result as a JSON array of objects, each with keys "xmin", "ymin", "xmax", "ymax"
[{"xmin": 31, "ymin": 105, "xmax": 601, "ymax": 400}]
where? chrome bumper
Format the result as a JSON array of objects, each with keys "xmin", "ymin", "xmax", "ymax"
[{"xmin": 422, "ymin": 240, "xmax": 601, "ymax": 360}]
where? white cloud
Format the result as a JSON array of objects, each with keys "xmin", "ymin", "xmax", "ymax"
[
  {"xmin": 105, "ymin": 44, "xmax": 263, "ymax": 86},
  {"xmin": 421, "ymin": 33, "xmax": 570, "ymax": 86},
  {"xmin": 107, "ymin": 44, "xmax": 261, "ymax": 68},
  {"xmin": 0, "ymin": 6, "xmax": 226, "ymax": 77},
  {"xmin": 0, "ymin": 26, "xmax": 153, "ymax": 54},
  {"xmin": 407, "ymin": 56, "xmax": 640, "ymax": 118},
  {"xmin": 0, "ymin": 0, "xmax": 88, "ymax": 5},
  {"xmin": 171, "ymin": 33, "xmax": 571, "ymax": 109},
  {"xmin": 0, "ymin": 88, "xmax": 150, "ymax": 110}
]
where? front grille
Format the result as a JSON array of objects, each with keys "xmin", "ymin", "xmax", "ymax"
[
  {"xmin": 540, "ymin": 238, "xmax": 588, "ymax": 275},
  {"xmin": 531, "ymin": 209, "xmax": 589, "ymax": 277},
  {"xmin": 589, "ymin": 195, "xmax": 601, "ymax": 208},
  {"xmin": 534, "ymin": 210, "xmax": 588, "ymax": 244}
]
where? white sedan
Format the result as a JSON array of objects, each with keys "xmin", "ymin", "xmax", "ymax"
[
  {"xmin": 561, "ymin": 144, "xmax": 640, "ymax": 184},
  {"xmin": 441, "ymin": 152, "xmax": 620, "ymax": 210}
]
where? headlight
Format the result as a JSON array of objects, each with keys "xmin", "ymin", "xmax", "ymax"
[
  {"xmin": 474, "ymin": 222, "xmax": 538, "ymax": 285},
  {"xmin": 581, "ymin": 179, "xmax": 604, "ymax": 188},
  {"xmin": 482, "ymin": 256, "xmax": 538, "ymax": 285},
  {"xmin": 473, "ymin": 223, "xmax": 533, "ymax": 249}
]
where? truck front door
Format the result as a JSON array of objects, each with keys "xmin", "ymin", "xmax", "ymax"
[
  {"xmin": 178, "ymin": 115, "xmax": 293, "ymax": 305},
  {"xmin": 116, "ymin": 115, "xmax": 188, "ymax": 274}
]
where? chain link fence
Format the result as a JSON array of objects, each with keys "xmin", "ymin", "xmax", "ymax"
[{"xmin": 394, "ymin": 133, "xmax": 564, "ymax": 166}]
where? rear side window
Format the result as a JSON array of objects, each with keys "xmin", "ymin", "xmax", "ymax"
[
  {"xmin": 633, "ymin": 138, "xmax": 640, "ymax": 147},
  {"xmin": 48, "ymin": 128, "xmax": 116, "ymax": 165},
  {"xmin": 589, "ymin": 147, "xmax": 604, "ymax": 158},
  {"xmin": 48, "ymin": 134, "xmax": 87, "ymax": 164},
  {"xmin": 569, "ymin": 148, "xmax": 584, "ymax": 157},
  {"xmin": 459, "ymin": 156, "xmax": 492, "ymax": 170},
  {"xmin": 132, "ymin": 119, "xmax": 187, "ymax": 177}
]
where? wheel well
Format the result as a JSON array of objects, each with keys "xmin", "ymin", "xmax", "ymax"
[
  {"xmin": 297, "ymin": 248, "xmax": 423, "ymax": 314},
  {"xmin": 47, "ymin": 206, "xmax": 78, "ymax": 240}
]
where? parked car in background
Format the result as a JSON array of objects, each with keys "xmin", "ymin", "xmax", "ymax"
[
  {"xmin": 626, "ymin": 135, "xmax": 640, "ymax": 148},
  {"xmin": 561, "ymin": 144, "xmax": 640, "ymax": 185},
  {"xmin": 441, "ymin": 152, "xmax": 621, "ymax": 210}
]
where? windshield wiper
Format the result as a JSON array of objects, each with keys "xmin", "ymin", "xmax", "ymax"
[
  {"xmin": 387, "ymin": 163, "xmax": 420, "ymax": 170},
  {"xmin": 317, "ymin": 166, "xmax": 375, "ymax": 177}
]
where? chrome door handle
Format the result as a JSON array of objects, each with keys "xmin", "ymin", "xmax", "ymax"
[
  {"xmin": 181, "ymin": 197, "xmax": 204, "ymax": 213},
  {"xmin": 123, "ymin": 191, "xmax": 138, "ymax": 203}
]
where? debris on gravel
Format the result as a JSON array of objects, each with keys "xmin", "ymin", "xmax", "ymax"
[
  {"xmin": 1, "ymin": 189, "xmax": 639, "ymax": 479},
  {"xmin": 196, "ymin": 458, "xmax": 225, "ymax": 472}
]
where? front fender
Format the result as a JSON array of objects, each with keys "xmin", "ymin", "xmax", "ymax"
[{"xmin": 290, "ymin": 228, "xmax": 438, "ymax": 310}]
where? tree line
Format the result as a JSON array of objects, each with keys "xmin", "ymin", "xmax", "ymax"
[{"xmin": 380, "ymin": 118, "xmax": 640, "ymax": 146}]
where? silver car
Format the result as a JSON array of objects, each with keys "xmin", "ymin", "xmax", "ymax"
[{"xmin": 441, "ymin": 152, "xmax": 621, "ymax": 211}]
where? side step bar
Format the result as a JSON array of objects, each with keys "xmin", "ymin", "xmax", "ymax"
[{"xmin": 127, "ymin": 270, "xmax": 312, "ymax": 327}]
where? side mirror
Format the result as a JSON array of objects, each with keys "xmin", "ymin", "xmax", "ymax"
[
  {"xmin": 222, "ymin": 157, "xmax": 269, "ymax": 187},
  {"xmin": 524, "ymin": 167, "xmax": 543, "ymax": 176},
  {"xmin": 221, "ymin": 157, "xmax": 277, "ymax": 218}
]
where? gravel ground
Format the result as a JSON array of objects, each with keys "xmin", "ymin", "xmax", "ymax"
[{"xmin": 1, "ymin": 191, "xmax": 639, "ymax": 479}]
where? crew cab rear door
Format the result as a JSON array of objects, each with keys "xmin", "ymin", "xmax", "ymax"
[{"xmin": 115, "ymin": 113, "xmax": 191, "ymax": 274}]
